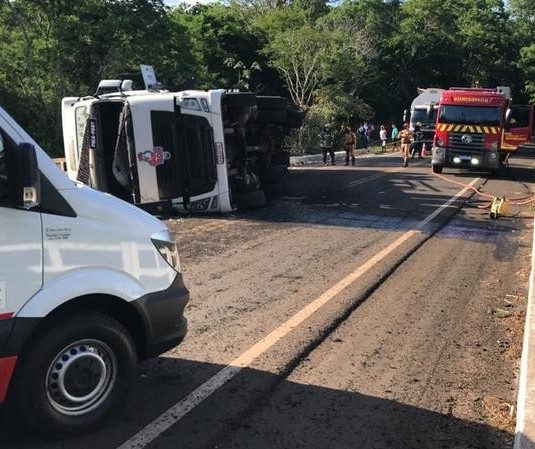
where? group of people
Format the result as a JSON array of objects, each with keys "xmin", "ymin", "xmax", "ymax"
[
  {"xmin": 318, "ymin": 123, "xmax": 370, "ymax": 166},
  {"xmin": 319, "ymin": 122, "xmax": 424, "ymax": 167}
]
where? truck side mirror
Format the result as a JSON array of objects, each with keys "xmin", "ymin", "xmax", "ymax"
[
  {"xmin": 403, "ymin": 109, "xmax": 409, "ymax": 123},
  {"xmin": 8, "ymin": 142, "xmax": 41, "ymax": 209},
  {"xmin": 426, "ymin": 105, "xmax": 434, "ymax": 120}
]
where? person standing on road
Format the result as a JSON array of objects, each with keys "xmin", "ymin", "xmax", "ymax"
[
  {"xmin": 411, "ymin": 122, "xmax": 424, "ymax": 159},
  {"xmin": 364, "ymin": 122, "xmax": 373, "ymax": 151},
  {"xmin": 343, "ymin": 126, "xmax": 356, "ymax": 166},
  {"xmin": 357, "ymin": 124, "xmax": 367, "ymax": 150},
  {"xmin": 391, "ymin": 123, "xmax": 399, "ymax": 152},
  {"xmin": 319, "ymin": 125, "xmax": 335, "ymax": 165},
  {"xmin": 399, "ymin": 123, "xmax": 413, "ymax": 167},
  {"xmin": 379, "ymin": 125, "xmax": 387, "ymax": 153}
]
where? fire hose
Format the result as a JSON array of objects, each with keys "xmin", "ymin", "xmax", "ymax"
[{"xmin": 429, "ymin": 165, "xmax": 535, "ymax": 218}]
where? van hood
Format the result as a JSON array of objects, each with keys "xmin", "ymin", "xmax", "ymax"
[{"xmin": 60, "ymin": 183, "xmax": 168, "ymax": 237}]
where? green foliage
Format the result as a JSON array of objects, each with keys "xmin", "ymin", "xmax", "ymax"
[{"xmin": 0, "ymin": 0, "xmax": 533, "ymax": 157}]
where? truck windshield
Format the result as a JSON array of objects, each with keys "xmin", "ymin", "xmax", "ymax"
[
  {"xmin": 412, "ymin": 109, "xmax": 437, "ymax": 127},
  {"xmin": 438, "ymin": 105, "xmax": 501, "ymax": 125}
]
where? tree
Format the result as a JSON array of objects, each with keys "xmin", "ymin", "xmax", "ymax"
[
  {"xmin": 264, "ymin": 23, "xmax": 330, "ymax": 109},
  {"xmin": 170, "ymin": 3, "xmax": 266, "ymax": 90},
  {"xmin": 223, "ymin": 58, "xmax": 262, "ymax": 91}
]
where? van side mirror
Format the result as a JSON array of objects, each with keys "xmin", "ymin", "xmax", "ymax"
[{"xmin": 9, "ymin": 143, "xmax": 41, "ymax": 209}]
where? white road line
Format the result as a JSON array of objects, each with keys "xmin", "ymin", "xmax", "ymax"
[
  {"xmin": 514, "ymin": 207, "xmax": 535, "ymax": 448},
  {"xmin": 117, "ymin": 177, "xmax": 480, "ymax": 449}
]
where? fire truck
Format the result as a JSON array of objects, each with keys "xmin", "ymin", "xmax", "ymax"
[{"xmin": 431, "ymin": 87, "xmax": 533, "ymax": 174}]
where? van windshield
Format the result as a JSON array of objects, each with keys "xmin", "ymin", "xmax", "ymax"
[{"xmin": 438, "ymin": 105, "xmax": 501, "ymax": 125}]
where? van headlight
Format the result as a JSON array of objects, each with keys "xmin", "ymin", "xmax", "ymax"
[{"xmin": 151, "ymin": 231, "xmax": 181, "ymax": 273}]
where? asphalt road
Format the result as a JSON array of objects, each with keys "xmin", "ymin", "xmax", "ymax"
[{"xmin": 2, "ymin": 150, "xmax": 534, "ymax": 448}]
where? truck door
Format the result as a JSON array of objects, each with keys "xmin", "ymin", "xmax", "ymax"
[
  {"xmin": 150, "ymin": 99, "xmax": 217, "ymax": 204},
  {"xmin": 61, "ymin": 98, "xmax": 91, "ymax": 180},
  {"xmin": 0, "ymin": 131, "xmax": 42, "ymax": 318},
  {"xmin": 502, "ymin": 105, "xmax": 534, "ymax": 150}
]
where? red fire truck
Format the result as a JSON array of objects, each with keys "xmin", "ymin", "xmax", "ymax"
[{"xmin": 431, "ymin": 87, "xmax": 533, "ymax": 174}]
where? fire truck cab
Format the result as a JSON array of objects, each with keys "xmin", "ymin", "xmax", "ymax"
[{"xmin": 431, "ymin": 87, "xmax": 533, "ymax": 174}]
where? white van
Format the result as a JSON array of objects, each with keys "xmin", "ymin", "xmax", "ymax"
[{"xmin": 0, "ymin": 105, "xmax": 189, "ymax": 435}]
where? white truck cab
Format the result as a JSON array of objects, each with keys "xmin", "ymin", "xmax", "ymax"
[
  {"xmin": 0, "ymin": 105, "xmax": 189, "ymax": 435},
  {"xmin": 62, "ymin": 83, "xmax": 304, "ymax": 213}
]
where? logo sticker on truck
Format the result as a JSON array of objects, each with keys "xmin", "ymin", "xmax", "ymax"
[{"xmin": 137, "ymin": 147, "xmax": 171, "ymax": 167}]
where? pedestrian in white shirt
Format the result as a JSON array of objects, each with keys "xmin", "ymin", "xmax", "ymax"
[{"xmin": 379, "ymin": 125, "xmax": 387, "ymax": 153}]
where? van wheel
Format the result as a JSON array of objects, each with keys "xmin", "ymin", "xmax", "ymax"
[
  {"xmin": 432, "ymin": 165, "xmax": 443, "ymax": 174},
  {"xmin": 12, "ymin": 312, "xmax": 136, "ymax": 437}
]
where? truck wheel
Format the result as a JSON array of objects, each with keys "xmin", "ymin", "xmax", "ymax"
[
  {"xmin": 234, "ymin": 189, "xmax": 265, "ymax": 209},
  {"xmin": 491, "ymin": 166, "xmax": 502, "ymax": 177},
  {"xmin": 12, "ymin": 312, "xmax": 136, "ymax": 437},
  {"xmin": 259, "ymin": 165, "xmax": 288, "ymax": 183},
  {"xmin": 270, "ymin": 152, "xmax": 290, "ymax": 166},
  {"xmin": 253, "ymin": 109, "xmax": 288, "ymax": 124},
  {"xmin": 223, "ymin": 92, "xmax": 257, "ymax": 109},
  {"xmin": 432, "ymin": 165, "xmax": 443, "ymax": 174},
  {"xmin": 255, "ymin": 96, "xmax": 287, "ymax": 110},
  {"xmin": 262, "ymin": 177, "xmax": 287, "ymax": 195}
]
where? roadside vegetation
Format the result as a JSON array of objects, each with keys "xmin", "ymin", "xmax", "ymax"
[{"xmin": 0, "ymin": 0, "xmax": 534, "ymax": 155}]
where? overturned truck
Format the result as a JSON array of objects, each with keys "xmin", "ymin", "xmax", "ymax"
[{"xmin": 61, "ymin": 82, "xmax": 304, "ymax": 213}]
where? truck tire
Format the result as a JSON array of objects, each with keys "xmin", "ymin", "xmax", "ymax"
[
  {"xmin": 223, "ymin": 92, "xmax": 257, "ymax": 109},
  {"xmin": 259, "ymin": 165, "xmax": 288, "ymax": 183},
  {"xmin": 259, "ymin": 165, "xmax": 288, "ymax": 195},
  {"xmin": 234, "ymin": 189, "xmax": 265, "ymax": 209},
  {"xmin": 262, "ymin": 177, "xmax": 287, "ymax": 195},
  {"xmin": 270, "ymin": 152, "xmax": 290, "ymax": 166},
  {"xmin": 255, "ymin": 96, "xmax": 287, "ymax": 110},
  {"xmin": 253, "ymin": 109, "xmax": 288, "ymax": 124},
  {"xmin": 432, "ymin": 165, "xmax": 443, "ymax": 174},
  {"xmin": 12, "ymin": 311, "xmax": 136, "ymax": 437}
]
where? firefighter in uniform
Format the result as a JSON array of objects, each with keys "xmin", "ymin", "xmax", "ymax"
[
  {"xmin": 319, "ymin": 125, "xmax": 335, "ymax": 165},
  {"xmin": 399, "ymin": 123, "xmax": 413, "ymax": 167},
  {"xmin": 343, "ymin": 126, "xmax": 356, "ymax": 166}
]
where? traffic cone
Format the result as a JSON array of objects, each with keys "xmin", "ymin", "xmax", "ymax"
[{"xmin": 421, "ymin": 143, "xmax": 427, "ymax": 158}]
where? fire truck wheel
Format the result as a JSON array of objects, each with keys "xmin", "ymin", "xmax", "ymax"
[
  {"xmin": 432, "ymin": 165, "xmax": 443, "ymax": 174},
  {"xmin": 12, "ymin": 311, "xmax": 136, "ymax": 437},
  {"xmin": 234, "ymin": 189, "xmax": 265, "ymax": 209}
]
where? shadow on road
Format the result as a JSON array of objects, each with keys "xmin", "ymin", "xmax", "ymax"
[{"xmin": 0, "ymin": 356, "xmax": 515, "ymax": 449}]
